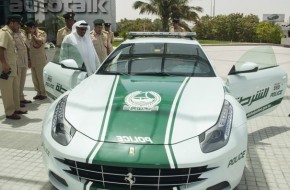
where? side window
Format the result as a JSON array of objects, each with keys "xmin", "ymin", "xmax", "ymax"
[
  {"xmin": 59, "ymin": 43, "xmax": 84, "ymax": 68},
  {"xmin": 235, "ymin": 46, "xmax": 277, "ymax": 71},
  {"xmin": 52, "ymin": 48, "xmax": 60, "ymax": 63}
]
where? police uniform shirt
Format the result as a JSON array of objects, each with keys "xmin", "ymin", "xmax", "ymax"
[
  {"xmin": 56, "ymin": 26, "xmax": 71, "ymax": 47},
  {"xmin": 27, "ymin": 28, "xmax": 47, "ymax": 66},
  {"xmin": 14, "ymin": 29, "xmax": 29, "ymax": 68},
  {"xmin": 107, "ymin": 30, "xmax": 114, "ymax": 53},
  {"xmin": 0, "ymin": 25, "xmax": 18, "ymax": 77},
  {"xmin": 90, "ymin": 30, "xmax": 109, "ymax": 63},
  {"xmin": 107, "ymin": 30, "xmax": 114, "ymax": 44}
]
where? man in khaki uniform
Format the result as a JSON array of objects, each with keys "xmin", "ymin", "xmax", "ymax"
[
  {"xmin": 169, "ymin": 17, "xmax": 186, "ymax": 32},
  {"xmin": 26, "ymin": 20, "xmax": 47, "ymax": 100},
  {"xmin": 14, "ymin": 28, "xmax": 32, "ymax": 105},
  {"xmin": 56, "ymin": 12, "xmax": 75, "ymax": 47},
  {"xmin": 90, "ymin": 19, "xmax": 111, "ymax": 63},
  {"xmin": 104, "ymin": 22, "xmax": 114, "ymax": 53},
  {"xmin": 0, "ymin": 15, "xmax": 28, "ymax": 120}
]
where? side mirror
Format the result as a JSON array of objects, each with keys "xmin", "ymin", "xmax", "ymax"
[
  {"xmin": 229, "ymin": 62, "xmax": 258, "ymax": 75},
  {"xmin": 60, "ymin": 59, "xmax": 79, "ymax": 68},
  {"xmin": 59, "ymin": 59, "xmax": 86, "ymax": 71}
]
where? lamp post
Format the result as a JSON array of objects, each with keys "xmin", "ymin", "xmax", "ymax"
[{"xmin": 213, "ymin": 0, "xmax": 216, "ymax": 17}]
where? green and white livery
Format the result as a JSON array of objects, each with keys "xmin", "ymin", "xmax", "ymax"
[{"xmin": 42, "ymin": 33, "xmax": 287, "ymax": 190}]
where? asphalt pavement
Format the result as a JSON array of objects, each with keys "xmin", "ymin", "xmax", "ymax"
[{"xmin": 0, "ymin": 46, "xmax": 289, "ymax": 190}]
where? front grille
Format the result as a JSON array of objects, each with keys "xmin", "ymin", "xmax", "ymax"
[{"xmin": 56, "ymin": 158, "xmax": 216, "ymax": 189}]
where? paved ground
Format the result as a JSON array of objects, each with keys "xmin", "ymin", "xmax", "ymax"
[{"xmin": 0, "ymin": 46, "xmax": 289, "ymax": 190}]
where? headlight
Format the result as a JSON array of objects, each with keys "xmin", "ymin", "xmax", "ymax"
[
  {"xmin": 199, "ymin": 100, "xmax": 233, "ymax": 153},
  {"xmin": 51, "ymin": 95, "xmax": 76, "ymax": 146}
]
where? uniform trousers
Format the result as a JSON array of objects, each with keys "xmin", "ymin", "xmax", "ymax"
[
  {"xmin": 18, "ymin": 66, "xmax": 27, "ymax": 101},
  {"xmin": 0, "ymin": 76, "xmax": 20, "ymax": 115},
  {"xmin": 31, "ymin": 64, "xmax": 46, "ymax": 96}
]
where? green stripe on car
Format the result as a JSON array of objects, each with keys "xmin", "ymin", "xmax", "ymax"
[
  {"xmin": 90, "ymin": 75, "xmax": 187, "ymax": 168},
  {"xmin": 86, "ymin": 75, "xmax": 119, "ymax": 163}
]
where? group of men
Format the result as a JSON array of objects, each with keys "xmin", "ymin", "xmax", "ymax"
[
  {"xmin": 0, "ymin": 15, "xmax": 47, "ymax": 120},
  {"xmin": 57, "ymin": 12, "xmax": 114, "ymax": 75},
  {"xmin": 0, "ymin": 12, "xmax": 115, "ymax": 120},
  {"xmin": 0, "ymin": 13, "xmax": 182, "ymax": 120}
]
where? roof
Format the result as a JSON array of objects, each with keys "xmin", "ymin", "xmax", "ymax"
[
  {"xmin": 128, "ymin": 32, "xmax": 196, "ymax": 39},
  {"xmin": 122, "ymin": 37, "xmax": 200, "ymax": 46}
]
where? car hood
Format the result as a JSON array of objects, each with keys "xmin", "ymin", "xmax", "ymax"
[{"xmin": 65, "ymin": 75, "xmax": 225, "ymax": 144}]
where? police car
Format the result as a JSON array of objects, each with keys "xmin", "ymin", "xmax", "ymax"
[{"xmin": 42, "ymin": 32, "xmax": 288, "ymax": 190}]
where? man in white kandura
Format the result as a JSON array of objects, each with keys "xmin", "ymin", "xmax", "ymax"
[{"xmin": 59, "ymin": 20, "xmax": 100, "ymax": 76}]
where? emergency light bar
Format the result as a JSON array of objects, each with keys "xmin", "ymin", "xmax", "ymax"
[{"xmin": 128, "ymin": 32, "xmax": 197, "ymax": 39}]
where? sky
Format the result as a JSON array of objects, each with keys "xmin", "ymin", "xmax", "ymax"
[{"xmin": 115, "ymin": 0, "xmax": 290, "ymax": 23}]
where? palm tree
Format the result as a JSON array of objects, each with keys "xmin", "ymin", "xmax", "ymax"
[{"xmin": 133, "ymin": 0, "xmax": 203, "ymax": 31}]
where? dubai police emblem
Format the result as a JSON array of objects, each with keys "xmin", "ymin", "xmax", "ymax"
[{"xmin": 123, "ymin": 91, "xmax": 161, "ymax": 111}]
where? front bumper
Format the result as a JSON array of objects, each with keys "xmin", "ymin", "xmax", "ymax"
[{"xmin": 41, "ymin": 121, "xmax": 247, "ymax": 190}]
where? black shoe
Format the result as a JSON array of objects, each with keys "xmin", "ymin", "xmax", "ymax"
[
  {"xmin": 20, "ymin": 103, "xmax": 26, "ymax": 108},
  {"xmin": 6, "ymin": 114, "xmax": 21, "ymax": 120},
  {"xmin": 14, "ymin": 110, "xmax": 28, "ymax": 114},
  {"xmin": 38, "ymin": 95, "xmax": 47, "ymax": 100},
  {"xmin": 20, "ymin": 99, "xmax": 32, "ymax": 104},
  {"xmin": 33, "ymin": 95, "xmax": 41, "ymax": 100}
]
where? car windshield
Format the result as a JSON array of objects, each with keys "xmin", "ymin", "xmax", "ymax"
[{"xmin": 97, "ymin": 43, "xmax": 216, "ymax": 77}]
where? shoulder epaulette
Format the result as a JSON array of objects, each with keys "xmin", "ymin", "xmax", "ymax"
[
  {"xmin": 102, "ymin": 30, "xmax": 109, "ymax": 34},
  {"xmin": 57, "ymin": 27, "xmax": 65, "ymax": 32}
]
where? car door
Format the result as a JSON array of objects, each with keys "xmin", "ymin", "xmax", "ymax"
[
  {"xmin": 226, "ymin": 46, "xmax": 288, "ymax": 119},
  {"xmin": 43, "ymin": 60, "xmax": 87, "ymax": 101}
]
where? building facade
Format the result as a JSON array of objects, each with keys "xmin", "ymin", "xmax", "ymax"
[
  {"xmin": 0, "ymin": 0, "xmax": 116, "ymax": 43},
  {"xmin": 0, "ymin": 0, "xmax": 35, "ymax": 26}
]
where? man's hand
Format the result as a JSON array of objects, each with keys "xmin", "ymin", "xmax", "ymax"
[
  {"xmin": 1, "ymin": 63, "xmax": 10, "ymax": 73},
  {"xmin": 0, "ymin": 47, "xmax": 11, "ymax": 73}
]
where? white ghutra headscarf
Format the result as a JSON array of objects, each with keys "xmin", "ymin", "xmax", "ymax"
[{"xmin": 61, "ymin": 20, "xmax": 101, "ymax": 75}]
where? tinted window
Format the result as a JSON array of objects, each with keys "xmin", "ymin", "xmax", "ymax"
[{"xmin": 98, "ymin": 43, "xmax": 215, "ymax": 77}]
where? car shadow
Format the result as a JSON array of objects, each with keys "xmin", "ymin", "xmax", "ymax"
[
  {"xmin": 24, "ymin": 99, "xmax": 50, "ymax": 111},
  {"xmin": 0, "ymin": 115, "xmax": 42, "ymax": 128},
  {"xmin": 0, "ymin": 175, "xmax": 57, "ymax": 190}
]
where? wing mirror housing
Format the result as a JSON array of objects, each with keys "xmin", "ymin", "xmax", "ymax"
[
  {"xmin": 60, "ymin": 59, "xmax": 79, "ymax": 68},
  {"xmin": 229, "ymin": 62, "xmax": 258, "ymax": 75},
  {"xmin": 60, "ymin": 59, "xmax": 86, "ymax": 71}
]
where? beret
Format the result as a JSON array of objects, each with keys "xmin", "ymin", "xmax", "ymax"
[
  {"xmin": 63, "ymin": 12, "xmax": 75, "ymax": 20},
  {"xmin": 8, "ymin": 14, "xmax": 23, "ymax": 23},
  {"xmin": 94, "ymin": 19, "xmax": 105, "ymax": 25},
  {"xmin": 104, "ymin": 23, "xmax": 111, "ymax": 27},
  {"xmin": 25, "ymin": 20, "xmax": 37, "ymax": 27}
]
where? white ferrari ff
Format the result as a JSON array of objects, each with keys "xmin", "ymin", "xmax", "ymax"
[{"xmin": 42, "ymin": 32, "xmax": 287, "ymax": 190}]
